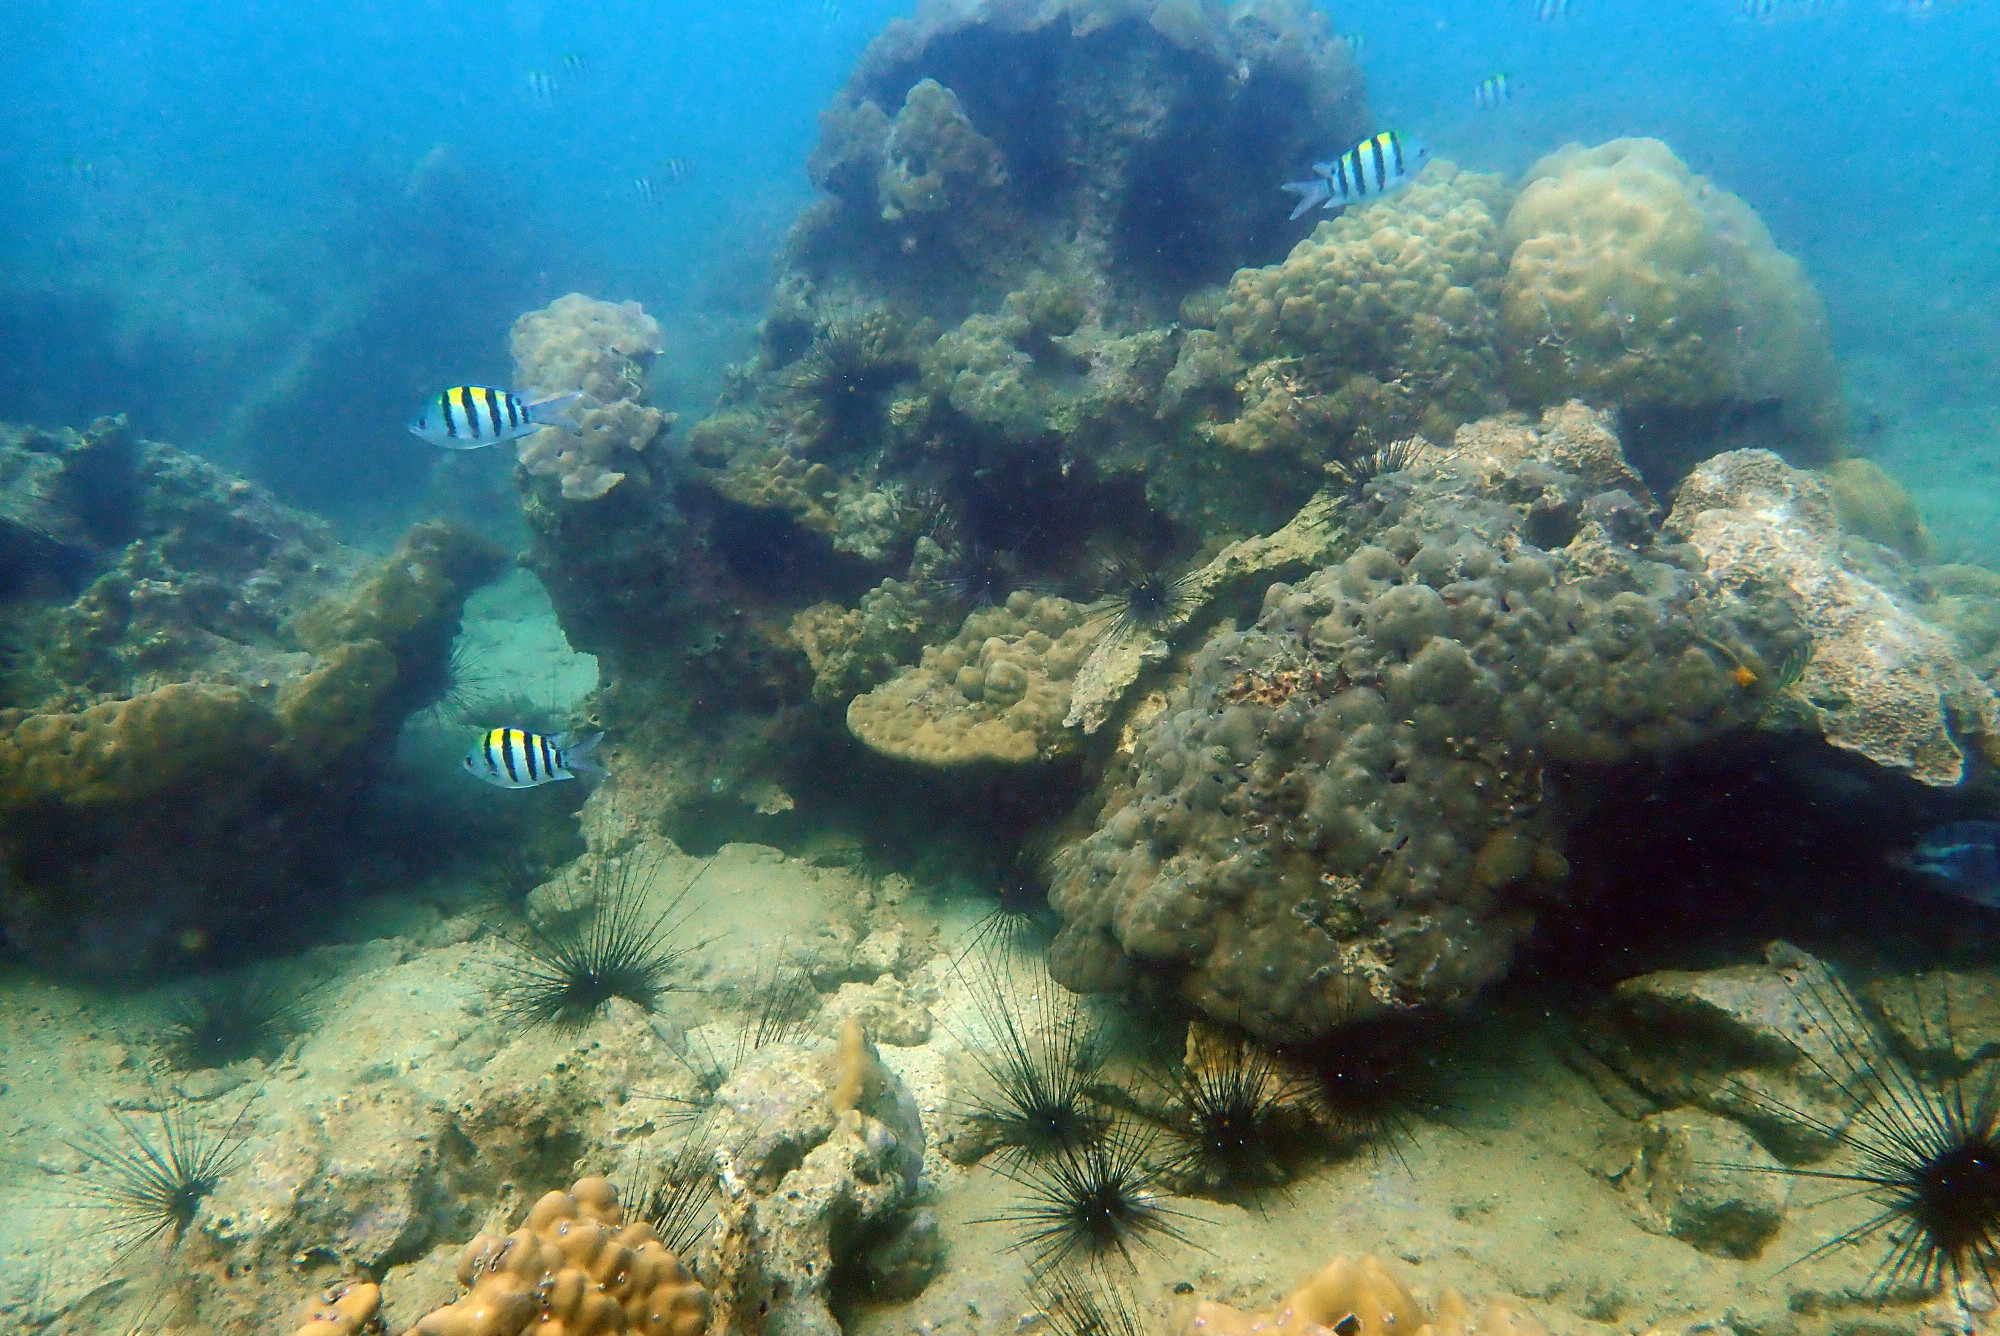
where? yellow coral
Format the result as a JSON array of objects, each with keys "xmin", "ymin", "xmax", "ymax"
[
  {"xmin": 1188, "ymin": 1254, "xmax": 1546, "ymax": 1336},
  {"xmin": 291, "ymin": 521, "xmax": 504, "ymax": 657},
  {"xmin": 845, "ymin": 592, "xmax": 1094, "ymax": 765},
  {"xmin": 0, "ymin": 682, "xmax": 281, "ymax": 808},
  {"xmin": 294, "ymin": 1281, "xmax": 381, "ymax": 1336},
  {"xmin": 409, "ymin": 1177, "xmax": 709, "ymax": 1336},
  {"xmin": 1498, "ymin": 138, "xmax": 1840, "ymax": 458},
  {"xmin": 509, "ymin": 294, "xmax": 671, "ymax": 501}
]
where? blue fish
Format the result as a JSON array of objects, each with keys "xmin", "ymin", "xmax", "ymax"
[{"xmin": 1906, "ymin": 821, "xmax": 2000, "ymax": 908}]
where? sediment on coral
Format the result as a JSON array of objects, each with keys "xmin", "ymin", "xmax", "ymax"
[
  {"xmin": 1048, "ymin": 404, "xmax": 1806, "ymax": 1035},
  {"xmin": 1496, "ymin": 138, "xmax": 1843, "ymax": 483}
]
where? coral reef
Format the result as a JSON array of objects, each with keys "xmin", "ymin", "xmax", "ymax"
[
  {"xmin": 1664, "ymin": 448, "xmax": 2000, "ymax": 785},
  {"xmin": 798, "ymin": 0, "xmax": 1367, "ymax": 322},
  {"xmin": 1048, "ymin": 405, "xmax": 1803, "ymax": 1032},
  {"xmin": 1821, "ymin": 456, "xmax": 1933, "ymax": 561},
  {"xmin": 1188, "ymin": 1253, "xmax": 1547, "ymax": 1336},
  {"xmin": 0, "ymin": 446, "xmax": 503, "ymax": 975},
  {"xmin": 846, "ymin": 592, "xmax": 1096, "ymax": 767},
  {"xmin": 408, "ymin": 1178, "xmax": 709, "ymax": 1336},
  {"xmin": 1497, "ymin": 139, "xmax": 1842, "ymax": 481},
  {"xmin": 1212, "ymin": 164, "xmax": 1511, "ymax": 461},
  {"xmin": 510, "ymin": 295, "xmax": 672, "ymax": 501}
]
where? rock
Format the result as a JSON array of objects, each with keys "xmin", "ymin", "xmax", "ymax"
[
  {"xmin": 1665, "ymin": 448, "xmax": 2000, "ymax": 786},
  {"xmin": 818, "ymin": 977, "xmax": 934, "ymax": 1046},
  {"xmin": 859, "ymin": 1206, "xmax": 946, "ymax": 1301},
  {"xmin": 705, "ymin": 1025, "xmax": 927, "ymax": 1336},
  {"xmin": 1624, "ymin": 1108, "xmax": 1788, "ymax": 1259},
  {"xmin": 1585, "ymin": 942, "xmax": 1858, "ymax": 1161}
]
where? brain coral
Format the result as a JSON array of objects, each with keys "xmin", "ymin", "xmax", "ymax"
[
  {"xmin": 846, "ymin": 591, "xmax": 1096, "ymax": 766},
  {"xmin": 510, "ymin": 294, "xmax": 671, "ymax": 501},
  {"xmin": 1209, "ymin": 163, "xmax": 1511, "ymax": 458},
  {"xmin": 1498, "ymin": 139, "xmax": 1841, "ymax": 471},
  {"xmin": 1048, "ymin": 404, "xmax": 1802, "ymax": 1033}
]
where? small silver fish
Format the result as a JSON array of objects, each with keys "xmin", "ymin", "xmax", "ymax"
[
  {"xmin": 463, "ymin": 728, "xmax": 607, "ymax": 789},
  {"xmin": 409, "ymin": 387, "xmax": 580, "ymax": 450}
]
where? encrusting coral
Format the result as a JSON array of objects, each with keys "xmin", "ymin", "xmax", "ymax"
[
  {"xmin": 1188, "ymin": 1254, "xmax": 1547, "ymax": 1336},
  {"xmin": 406, "ymin": 1177, "xmax": 709, "ymax": 1336},
  {"xmin": 510, "ymin": 294, "xmax": 672, "ymax": 501},
  {"xmin": 1498, "ymin": 139, "xmax": 1842, "ymax": 477},
  {"xmin": 846, "ymin": 592, "xmax": 1097, "ymax": 767},
  {"xmin": 1049, "ymin": 404, "xmax": 1804, "ymax": 1032},
  {"xmin": 1664, "ymin": 448, "xmax": 2000, "ymax": 786}
]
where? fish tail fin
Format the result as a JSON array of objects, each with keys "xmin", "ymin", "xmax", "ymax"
[
  {"xmin": 1281, "ymin": 179, "xmax": 1330, "ymax": 220},
  {"xmin": 524, "ymin": 390, "xmax": 583, "ymax": 427},
  {"xmin": 558, "ymin": 730, "xmax": 609, "ymax": 777}
]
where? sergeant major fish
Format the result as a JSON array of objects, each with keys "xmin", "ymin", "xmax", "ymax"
[
  {"xmin": 1281, "ymin": 131, "xmax": 1427, "ymax": 221},
  {"xmin": 1474, "ymin": 74, "xmax": 1513, "ymax": 109},
  {"xmin": 1903, "ymin": 821, "xmax": 2000, "ymax": 908},
  {"xmin": 464, "ymin": 728, "xmax": 607, "ymax": 789},
  {"xmin": 409, "ymin": 386, "xmax": 581, "ymax": 450}
]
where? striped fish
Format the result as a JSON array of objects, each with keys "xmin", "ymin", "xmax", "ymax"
[
  {"xmin": 408, "ymin": 386, "xmax": 581, "ymax": 450},
  {"xmin": 1535, "ymin": 0, "xmax": 1571, "ymax": 18},
  {"xmin": 463, "ymin": 728, "xmax": 607, "ymax": 789},
  {"xmin": 1474, "ymin": 74, "xmax": 1513, "ymax": 109},
  {"xmin": 1281, "ymin": 132, "xmax": 1428, "ymax": 221}
]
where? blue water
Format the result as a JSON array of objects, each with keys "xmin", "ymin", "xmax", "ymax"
[{"xmin": 2, "ymin": 0, "xmax": 1996, "ymax": 543}]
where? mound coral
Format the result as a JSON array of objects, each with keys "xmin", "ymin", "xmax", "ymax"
[
  {"xmin": 1188, "ymin": 1254, "xmax": 1547, "ymax": 1336},
  {"xmin": 408, "ymin": 1177, "xmax": 709, "ymax": 1336},
  {"xmin": 294, "ymin": 1282, "xmax": 382, "ymax": 1336},
  {"xmin": 1049, "ymin": 405, "xmax": 1802, "ymax": 1032},
  {"xmin": 510, "ymin": 294, "xmax": 671, "ymax": 501},
  {"xmin": 877, "ymin": 77, "xmax": 1008, "ymax": 222},
  {"xmin": 1498, "ymin": 139, "xmax": 1841, "ymax": 477},
  {"xmin": 1211, "ymin": 163, "xmax": 1511, "ymax": 457},
  {"xmin": 846, "ymin": 592, "xmax": 1097, "ymax": 766},
  {"xmin": 1665, "ymin": 448, "xmax": 2000, "ymax": 786}
]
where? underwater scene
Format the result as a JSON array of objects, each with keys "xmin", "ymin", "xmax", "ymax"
[{"xmin": 8, "ymin": 0, "xmax": 2000, "ymax": 1332}]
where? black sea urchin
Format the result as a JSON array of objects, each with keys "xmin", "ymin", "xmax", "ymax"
[
  {"xmin": 786, "ymin": 315, "xmax": 913, "ymax": 456},
  {"xmin": 1152, "ymin": 1033, "xmax": 1302, "ymax": 1201},
  {"xmin": 1081, "ymin": 547, "xmax": 1196, "ymax": 649},
  {"xmin": 62, "ymin": 1087, "xmax": 256, "ymax": 1258},
  {"xmin": 958, "ymin": 840, "xmax": 1058, "ymax": 962},
  {"xmin": 1325, "ymin": 436, "xmax": 1424, "ymax": 501},
  {"xmin": 1031, "ymin": 1267, "xmax": 1147, "ymax": 1336},
  {"xmin": 157, "ymin": 971, "xmax": 323, "ymax": 1071},
  {"xmin": 625, "ymin": 1123, "xmax": 721, "ymax": 1260},
  {"xmin": 978, "ymin": 1122, "xmax": 1196, "ymax": 1274},
  {"xmin": 923, "ymin": 535, "xmax": 1023, "ymax": 612},
  {"xmin": 954, "ymin": 950, "xmax": 1110, "ymax": 1162},
  {"xmin": 1271, "ymin": 1001, "xmax": 1445, "ymax": 1167},
  {"xmin": 1736, "ymin": 970, "xmax": 2000, "ymax": 1293},
  {"xmin": 492, "ymin": 852, "xmax": 702, "ymax": 1035}
]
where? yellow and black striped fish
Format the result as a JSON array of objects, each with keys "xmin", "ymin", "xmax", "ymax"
[
  {"xmin": 1281, "ymin": 131, "xmax": 1428, "ymax": 220},
  {"xmin": 408, "ymin": 386, "xmax": 581, "ymax": 450},
  {"xmin": 463, "ymin": 728, "xmax": 607, "ymax": 789},
  {"xmin": 1535, "ymin": 0, "xmax": 1571, "ymax": 18},
  {"xmin": 1474, "ymin": 74, "xmax": 1513, "ymax": 108}
]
